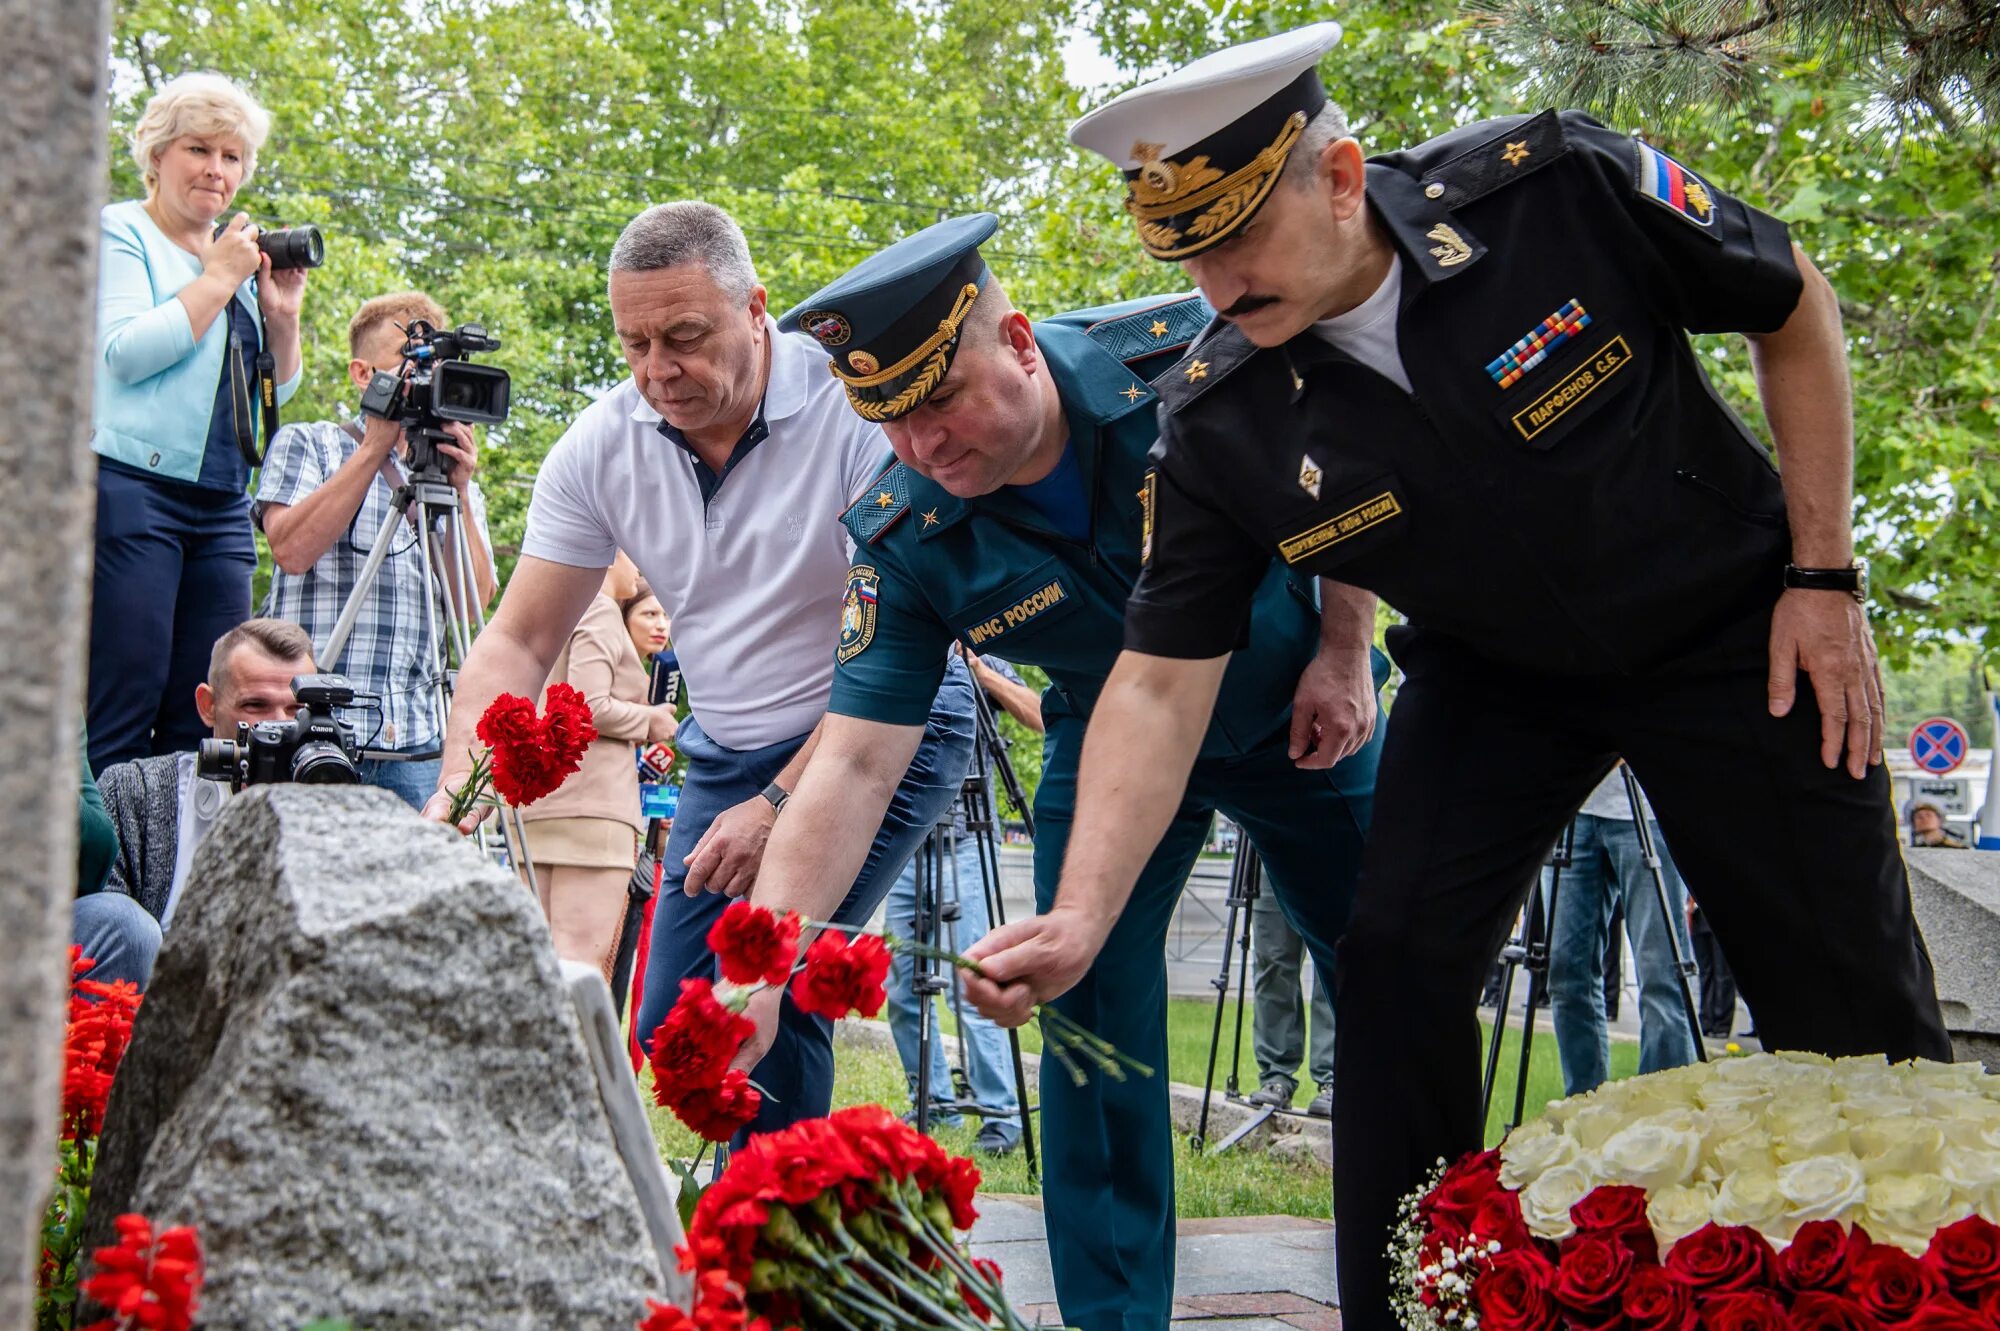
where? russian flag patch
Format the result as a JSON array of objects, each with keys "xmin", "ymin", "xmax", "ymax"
[{"xmin": 1634, "ymin": 141, "xmax": 1717, "ymax": 230}]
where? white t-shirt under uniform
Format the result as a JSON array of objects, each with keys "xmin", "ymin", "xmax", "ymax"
[
  {"xmin": 522, "ymin": 317, "xmax": 890, "ymax": 750},
  {"xmin": 1313, "ymin": 253, "xmax": 1413, "ymax": 394}
]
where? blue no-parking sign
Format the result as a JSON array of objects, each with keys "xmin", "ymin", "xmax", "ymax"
[{"xmin": 1909, "ymin": 716, "xmax": 1969, "ymax": 775}]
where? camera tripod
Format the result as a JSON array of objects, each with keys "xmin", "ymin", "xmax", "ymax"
[
  {"xmin": 1191, "ymin": 840, "xmax": 1309, "ymax": 1155},
  {"xmin": 907, "ymin": 668, "xmax": 1039, "ymax": 1182},
  {"xmin": 1480, "ymin": 762, "xmax": 1706, "ymax": 1134},
  {"xmin": 314, "ymin": 433, "xmax": 535, "ymax": 892}
]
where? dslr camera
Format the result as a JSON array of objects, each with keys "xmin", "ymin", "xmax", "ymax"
[
  {"xmin": 196, "ymin": 675, "xmax": 366, "ymax": 791},
  {"xmin": 359, "ymin": 319, "xmax": 512, "ymax": 476},
  {"xmin": 211, "ymin": 219, "xmax": 325, "ymax": 270}
]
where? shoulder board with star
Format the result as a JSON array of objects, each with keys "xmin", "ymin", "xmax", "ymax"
[
  {"xmin": 840, "ymin": 458, "xmax": 913, "ymax": 545},
  {"xmin": 1410, "ymin": 109, "xmax": 1570, "ymax": 214},
  {"xmin": 1151, "ymin": 318, "xmax": 1257, "ymax": 414},
  {"xmin": 1082, "ymin": 294, "xmax": 1212, "ymax": 370}
]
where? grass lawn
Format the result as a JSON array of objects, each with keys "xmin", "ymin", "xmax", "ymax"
[{"xmin": 644, "ymin": 996, "xmax": 1637, "ymax": 1220}]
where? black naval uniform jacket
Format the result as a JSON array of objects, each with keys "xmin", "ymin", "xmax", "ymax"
[{"xmin": 1128, "ymin": 110, "xmax": 1807, "ymax": 679}]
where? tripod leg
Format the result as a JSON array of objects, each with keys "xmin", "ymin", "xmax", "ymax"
[
  {"xmin": 1479, "ymin": 936, "xmax": 1519, "ymax": 1130},
  {"xmin": 913, "ymin": 832, "xmax": 937, "ymax": 1136},
  {"xmin": 1510, "ymin": 867, "xmax": 1558, "ymax": 1133},
  {"xmin": 1227, "ymin": 847, "xmax": 1260, "ymax": 1098},
  {"xmin": 1619, "ymin": 766, "xmax": 1708, "ymax": 1062}
]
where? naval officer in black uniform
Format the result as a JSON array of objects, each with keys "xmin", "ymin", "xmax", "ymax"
[{"xmin": 962, "ymin": 23, "xmax": 1952, "ymax": 1330}]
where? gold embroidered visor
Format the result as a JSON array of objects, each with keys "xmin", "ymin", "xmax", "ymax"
[{"xmin": 1121, "ymin": 68, "xmax": 1327, "ymax": 261}]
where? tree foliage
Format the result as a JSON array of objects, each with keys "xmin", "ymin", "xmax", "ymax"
[{"xmin": 110, "ymin": 0, "xmax": 1994, "ymax": 666}]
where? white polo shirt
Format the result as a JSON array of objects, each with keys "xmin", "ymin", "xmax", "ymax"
[{"xmin": 522, "ymin": 317, "xmax": 891, "ymax": 750}]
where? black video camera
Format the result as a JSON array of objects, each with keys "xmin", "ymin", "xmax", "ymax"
[
  {"xmin": 211, "ymin": 219, "xmax": 325, "ymax": 270},
  {"xmin": 195, "ymin": 675, "xmax": 366, "ymax": 791},
  {"xmin": 359, "ymin": 319, "xmax": 511, "ymax": 477}
]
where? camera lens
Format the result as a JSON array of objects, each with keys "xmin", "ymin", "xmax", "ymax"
[
  {"xmin": 195, "ymin": 737, "xmax": 244, "ymax": 784},
  {"xmin": 290, "ymin": 740, "xmax": 360, "ymax": 785},
  {"xmin": 261, "ymin": 225, "xmax": 325, "ymax": 271}
]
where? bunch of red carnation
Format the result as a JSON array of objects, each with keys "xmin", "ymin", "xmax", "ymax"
[
  {"xmin": 1397, "ymin": 1152, "xmax": 2000, "ymax": 1331},
  {"xmin": 62, "ymin": 947, "xmax": 142, "ymax": 1142},
  {"xmin": 447, "ymin": 683, "xmax": 598, "ymax": 821},
  {"xmin": 648, "ymin": 905, "xmax": 890, "ymax": 1144},
  {"xmin": 77, "ymin": 1212, "xmax": 202, "ymax": 1331},
  {"xmin": 636, "ymin": 1105, "xmax": 1018, "ymax": 1330}
]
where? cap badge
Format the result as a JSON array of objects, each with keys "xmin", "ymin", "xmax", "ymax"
[
  {"xmin": 1124, "ymin": 111, "xmax": 1307, "ymax": 260},
  {"xmin": 800, "ymin": 310, "xmax": 852, "ymax": 347},
  {"xmin": 1425, "ymin": 223, "xmax": 1473, "ymax": 269},
  {"xmin": 1298, "ymin": 454, "xmax": 1323, "ymax": 500},
  {"xmin": 847, "ymin": 350, "xmax": 880, "ymax": 375},
  {"xmin": 1131, "ymin": 141, "xmax": 1187, "ymax": 197}
]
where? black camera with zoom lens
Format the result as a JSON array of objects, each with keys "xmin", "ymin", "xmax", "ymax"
[
  {"xmin": 211, "ymin": 219, "xmax": 325, "ymax": 270},
  {"xmin": 358, "ymin": 319, "xmax": 512, "ymax": 476},
  {"xmin": 196, "ymin": 675, "xmax": 366, "ymax": 791}
]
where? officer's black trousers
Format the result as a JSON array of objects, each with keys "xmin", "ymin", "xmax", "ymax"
[{"xmin": 1332, "ymin": 629, "xmax": 1951, "ymax": 1331}]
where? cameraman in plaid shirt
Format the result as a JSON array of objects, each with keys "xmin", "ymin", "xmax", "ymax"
[{"xmin": 255, "ymin": 292, "xmax": 498, "ymax": 807}]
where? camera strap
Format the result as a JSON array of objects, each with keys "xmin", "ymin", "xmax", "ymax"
[{"xmin": 227, "ymin": 329, "xmax": 282, "ymax": 470}]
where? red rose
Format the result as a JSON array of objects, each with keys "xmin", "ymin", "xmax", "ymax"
[
  {"xmin": 791, "ymin": 931, "xmax": 891, "ymax": 1021},
  {"xmin": 1623, "ymin": 1266, "xmax": 1698, "ymax": 1331},
  {"xmin": 1554, "ymin": 1234, "xmax": 1635, "ymax": 1327},
  {"xmin": 648, "ymin": 979, "xmax": 755, "ymax": 1101},
  {"xmin": 1699, "ymin": 1290, "xmax": 1795, "ymax": 1331},
  {"xmin": 1786, "ymin": 1291, "xmax": 1885, "ymax": 1331},
  {"xmin": 1898, "ymin": 1298, "xmax": 1990, "ymax": 1331},
  {"xmin": 1849, "ymin": 1243, "xmax": 1944, "ymax": 1325},
  {"xmin": 1665, "ymin": 1223, "xmax": 1777, "ymax": 1294},
  {"xmin": 706, "ymin": 902, "xmax": 802, "ymax": 988},
  {"xmin": 1783, "ymin": 1223, "xmax": 1873, "ymax": 1293},
  {"xmin": 1927, "ymin": 1218, "xmax": 2000, "ymax": 1297},
  {"xmin": 1574, "ymin": 1184, "xmax": 1662, "ymax": 1265},
  {"xmin": 674, "ymin": 1069, "xmax": 761, "ymax": 1142},
  {"xmin": 1474, "ymin": 1186, "xmax": 1536, "ymax": 1252},
  {"xmin": 1424, "ymin": 1150, "xmax": 1504, "ymax": 1231},
  {"xmin": 1473, "ymin": 1246, "xmax": 1559, "ymax": 1331},
  {"xmin": 1975, "ymin": 1284, "xmax": 2000, "ymax": 1328}
]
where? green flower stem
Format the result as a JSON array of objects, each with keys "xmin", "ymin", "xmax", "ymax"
[
  {"xmin": 820, "ymin": 1207, "xmax": 977, "ymax": 1327},
  {"xmin": 885, "ymin": 1189, "xmax": 1028, "ymax": 1331},
  {"xmin": 772, "ymin": 1215, "xmax": 943, "ymax": 1329}
]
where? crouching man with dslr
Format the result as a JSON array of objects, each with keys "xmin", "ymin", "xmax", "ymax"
[{"xmin": 256, "ymin": 292, "xmax": 499, "ymax": 808}]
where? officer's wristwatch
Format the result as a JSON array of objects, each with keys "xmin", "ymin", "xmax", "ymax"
[
  {"xmin": 760, "ymin": 781, "xmax": 790, "ymax": 815},
  {"xmin": 1783, "ymin": 558, "xmax": 1868, "ymax": 603}
]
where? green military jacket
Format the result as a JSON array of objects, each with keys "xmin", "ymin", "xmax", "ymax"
[{"xmin": 828, "ymin": 294, "xmax": 1379, "ymax": 761}]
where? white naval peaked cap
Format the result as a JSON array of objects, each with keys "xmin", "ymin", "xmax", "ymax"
[{"xmin": 1068, "ymin": 23, "xmax": 1343, "ymax": 262}]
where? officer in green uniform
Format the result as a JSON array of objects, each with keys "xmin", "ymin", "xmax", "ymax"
[
  {"xmin": 732, "ymin": 212, "xmax": 1385, "ymax": 1331},
  {"xmin": 959, "ymin": 23, "xmax": 1951, "ymax": 1331}
]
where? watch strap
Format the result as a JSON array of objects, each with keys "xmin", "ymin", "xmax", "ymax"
[{"xmin": 760, "ymin": 781, "xmax": 790, "ymax": 813}]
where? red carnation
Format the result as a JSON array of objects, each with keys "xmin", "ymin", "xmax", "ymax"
[
  {"xmin": 455, "ymin": 688, "xmax": 598, "ymax": 817},
  {"xmin": 1699, "ymin": 1289, "xmax": 1796, "ymax": 1331},
  {"xmin": 1474, "ymin": 1246, "xmax": 1560, "ymax": 1331},
  {"xmin": 476, "ymin": 692, "xmax": 539, "ymax": 750},
  {"xmin": 77, "ymin": 1213, "xmax": 202, "ymax": 1331},
  {"xmin": 1783, "ymin": 1222, "xmax": 1874, "ymax": 1293},
  {"xmin": 1555, "ymin": 1233, "xmax": 1636, "ymax": 1328},
  {"xmin": 540, "ymin": 682, "xmax": 598, "ymax": 763},
  {"xmin": 1623, "ymin": 1266, "xmax": 1698, "ymax": 1331},
  {"xmin": 959, "ymin": 1256, "xmax": 1005, "ymax": 1320},
  {"xmin": 1664, "ymin": 1223, "xmax": 1777, "ymax": 1294},
  {"xmin": 649, "ymin": 979, "xmax": 755, "ymax": 1103},
  {"xmin": 791, "ymin": 930, "xmax": 891, "ymax": 1021},
  {"xmin": 638, "ymin": 1300, "xmax": 697, "ymax": 1331},
  {"xmin": 707, "ymin": 902, "xmax": 801, "ymax": 988},
  {"xmin": 675, "ymin": 1069, "xmax": 762, "ymax": 1143},
  {"xmin": 940, "ymin": 1154, "xmax": 982, "ymax": 1231},
  {"xmin": 1574, "ymin": 1184, "xmax": 1661, "ymax": 1264},
  {"xmin": 1423, "ymin": 1149, "xmax": 1504, "ymax": 1231},
  {"xmin": 1786, "ymin": 1290, "xmax": 1884, "ymax": 1331},
  {"xmin": 1926, "ymin": 1217, "xmax": 2000, "ymax": 1297},
  {"xmin": 1849, "ymin": 1242, "xmax": 1944, "ymax": 1326}
]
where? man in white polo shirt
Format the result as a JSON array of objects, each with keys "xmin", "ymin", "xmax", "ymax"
[{"xmin": 424, "ymin": 201, "xmax": 974, "ymax": 1141}]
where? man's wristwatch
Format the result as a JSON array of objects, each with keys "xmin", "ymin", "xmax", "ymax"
[
  {"xmin": 760, "ymin": 781, "xmax": 790, "ymax": 814},
  {"xmin": 1783, "ymin": 558, "xmax": 1868, "ymax": 603}
]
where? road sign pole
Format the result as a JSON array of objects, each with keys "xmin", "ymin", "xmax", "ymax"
[{"xmin": 1980, "ymin": 692, "xmax": 2000, "ymax": 851}]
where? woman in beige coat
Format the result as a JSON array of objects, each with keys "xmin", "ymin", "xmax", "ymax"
[{"xmin": 518, "ymin": 553, "xmax": 678, "ymax": 978}]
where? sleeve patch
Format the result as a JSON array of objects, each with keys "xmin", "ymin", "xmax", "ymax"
[
  {"xmin": 1633, "ymin": 141, "xmax": 1721, "ymax": 236},
  {"xmin": 836, "ymin": 565, "xmax": 880, "ymax": 663}
]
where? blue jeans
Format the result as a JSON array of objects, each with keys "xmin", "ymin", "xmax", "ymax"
[
  {"xmin": 1547, "ymin": 813, "xmax": 1698, "ymax": 1095},
  {"xmin": 88, "ymin": 465, "xmax": 256, "ymax": 771},
  {"xmin": 73, "ymin": 892, "xmax": 163, "ymax": 990},
  {"xmin": 883, "ymin": 829, "xmax": 1019, "ymax": 1138},
  {"xmin": 635, "ymin": 660, "xmax": 975, "ymax": 1145},
  {"xmin": 358, "ymin": 754, "xmax": 443, "ymax": 810}
]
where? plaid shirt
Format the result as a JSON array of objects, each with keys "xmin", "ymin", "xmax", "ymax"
[{"xmin": 256, "ymin": 419, "xmax": 492, "ymax": 754}]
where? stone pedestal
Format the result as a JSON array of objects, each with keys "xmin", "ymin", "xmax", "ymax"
[
  {"xmin": 86, "ymin": 787, "xmax": 666, "ymax": 1329},
  {"xmin": 0, "ymin": 1, "xmax": 108, "ymax": 1322},
  {"xmin": 1906, "ymin": 847, "xmax": 2000, "ymax": 1069}
]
